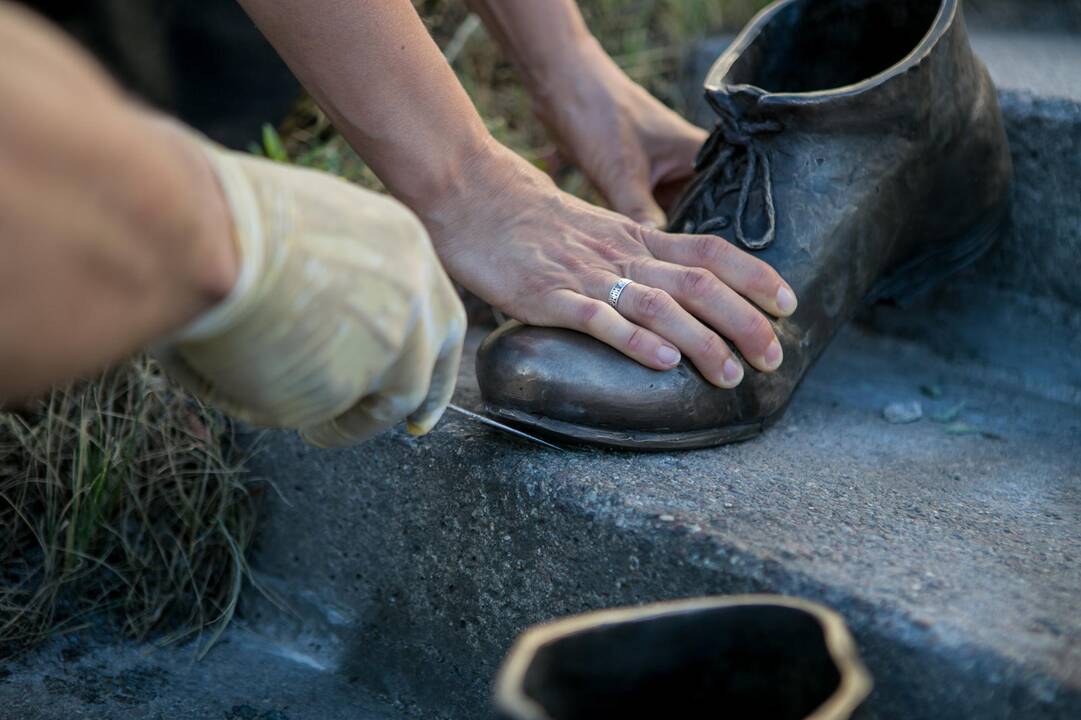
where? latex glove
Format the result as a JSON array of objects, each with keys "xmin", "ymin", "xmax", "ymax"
[{"xmin": 156, "ymin": 143, "xmax": 466, "ymax": 447}]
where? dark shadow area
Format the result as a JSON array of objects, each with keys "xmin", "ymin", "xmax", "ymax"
[{"xmin": 15, "ymin": 0, "xmax": 298, "ymax": 148}]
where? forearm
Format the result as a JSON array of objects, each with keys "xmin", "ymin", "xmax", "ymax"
[
  {"xmin": 464, "ymin": 0, "xmax": 604, "ymax": 97},
  {"xmin": 237, "ymin": 0, "xmax": 495, "ymax": 218},
  {"xmin": 0, "ymin": 4, "xmax": 236, "ymax": 399}
]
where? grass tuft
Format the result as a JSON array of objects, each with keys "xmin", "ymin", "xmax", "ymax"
[{"xmin": 0, "ymin": 356, "xmax": 256, "ymax": 659}]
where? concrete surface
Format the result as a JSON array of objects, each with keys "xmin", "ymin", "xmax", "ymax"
[
  {"xmin": 0, "ymin": 629, "xmax": 402, "ymax": 720},
  {"xmin": 241, "ymin": 313, "xmax": 1081, "ymax": 719},
  {"xmin": 973, "ymin": 31, "xmax": 1081, "ymax": 100}
]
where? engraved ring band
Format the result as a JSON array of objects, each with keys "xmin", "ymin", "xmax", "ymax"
[{"xmin": 607, "ymin": 278, "xmax": 634, "ymax": 310}]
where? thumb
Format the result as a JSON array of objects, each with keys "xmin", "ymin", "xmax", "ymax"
[
  {"xmin": 608, "ymin": 180, "xmax": 668, "ymax": 229},
  {"xmin": 593, "ymin": 157, "xmax": 668, "ymax": 229}
]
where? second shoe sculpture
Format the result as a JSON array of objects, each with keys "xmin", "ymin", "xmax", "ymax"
[
  {"xmin": 493, "ymin": 596, "xmax": 872, "ymax": 720},
  {"xmin": 477, "ymin": 0, "xmax": 1012, "ymax": 449}
]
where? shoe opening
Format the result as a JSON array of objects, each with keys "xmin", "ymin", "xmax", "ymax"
[
  {"xmin": 730, "ymin": 0, "xmax": 943, "ymax": 93},
  {"xmin": 520, "ymin": 605, "xmax": 843, "ymax": 720}
]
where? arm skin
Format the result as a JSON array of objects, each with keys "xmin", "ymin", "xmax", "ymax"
[
  {"xmin": 239, "ymin": 0, "xmax": 798, "ymax": 389},
  {"xmin": 464, "ymin": 0, "xmax": 708, "ymax": 226},
  {"xmin": 0, "ymin": 3, "xmax": 237, "ymax": 400}
]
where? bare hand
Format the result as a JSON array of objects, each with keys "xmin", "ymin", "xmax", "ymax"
[
  {"xmin": 422, "ymin": 143, "xmax": 797, "ymax": 388},
  {"xmin": 530, "ymin": 40, "xmax": 708, "ymax": 228}
]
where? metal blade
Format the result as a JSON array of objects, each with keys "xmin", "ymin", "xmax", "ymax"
[{"xmin": 446, "ymin": 403, "xmax": 563, "ymax": 451}]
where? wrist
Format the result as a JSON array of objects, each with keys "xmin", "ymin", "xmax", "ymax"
[
  {"xmin": 360, "ymin": 115, "xmax": 497, "ymax": 222},
  {"xmin": 527, "ymin": 35, "xmax": 621, "ymax": 103},
  {"xmin": 525, "ymin": 38, "xmax": 633, "ymax": 134},
  {"xmin": 413, "ymin": 137, "xmax": 555, "ymax": 249},
  {"xmin": 516, "ymin": 30, "xmax": 603, "ymax": 96},
  {"xmin": 145, "ymin": 114, "xmax": 240, "ymax": 309},
  {"xmin": 406, "ymin": 133, "xmax": 504, "ymax": 227}
]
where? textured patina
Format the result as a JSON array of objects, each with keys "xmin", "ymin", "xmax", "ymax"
[{"xmin": 477, "ymin": 0, "xmax": 1013, "ymax": 449}]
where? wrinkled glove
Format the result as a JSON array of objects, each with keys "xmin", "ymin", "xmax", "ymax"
[{"xmin": 156, "ymin": 143, "xmax": 466, "ymax": 447}]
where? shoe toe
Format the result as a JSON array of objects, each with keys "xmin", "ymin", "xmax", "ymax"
[{"xmin": 476, "ymin": 322, "xmax": 748, "ymax": 442}]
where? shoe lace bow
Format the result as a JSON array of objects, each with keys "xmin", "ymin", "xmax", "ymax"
[{"xmin": 685, "ymin": 94, "xmax": 782, "ymax": 250}]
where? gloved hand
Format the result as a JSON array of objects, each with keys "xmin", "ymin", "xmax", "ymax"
[{"xmin": 156, "ymin": 142, "xmax": 467, "ymax": 447}]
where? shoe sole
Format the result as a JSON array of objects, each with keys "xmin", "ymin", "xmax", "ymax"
[{"xmin": 484, "ymin": 201, "xmax": 1010, "ymax": 451}]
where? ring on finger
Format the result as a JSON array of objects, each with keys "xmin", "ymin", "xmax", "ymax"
[{"xmin": 607, "ymin": 277, "xmax": 634, "ymax": 310}]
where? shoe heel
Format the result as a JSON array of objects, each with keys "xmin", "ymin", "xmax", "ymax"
[{"xmin": 867, "ymin": 201, "xmax": 1010, "ymax": 306}]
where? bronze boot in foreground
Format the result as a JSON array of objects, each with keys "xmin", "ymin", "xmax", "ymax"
[
  {"xmin": 477, "ymin": 0, "xmax": 1012, "ymax": 449},
  {"xmin": 493, "ymin": 596, "xmax": 872, "ymax": 720}
]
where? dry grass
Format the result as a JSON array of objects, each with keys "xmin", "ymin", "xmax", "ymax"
[{"xmin": 0, "ymin": 357, "xmax": 255, "ymax": 659}]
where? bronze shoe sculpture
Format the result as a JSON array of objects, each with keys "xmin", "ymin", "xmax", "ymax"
[
  {"xmin": 493, "ymin": 596, "xmax": 872, "ymax": 720},
  {"xmin": 476, "ymin": 0, "xmax": 1012, "ymax": 449}
]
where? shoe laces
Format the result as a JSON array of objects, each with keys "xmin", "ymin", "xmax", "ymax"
[{"xmin": 681, "ymin": 94, "xmax": 782, "ymax": 250}]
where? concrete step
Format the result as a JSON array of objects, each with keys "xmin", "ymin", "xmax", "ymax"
[
  {"xmin": 0, "ymin": 629, "xmax": 406, "ymax": 720},
  {"xmin": 243, "ymin": 322, "xmax": 1081, "ymax": 719}
]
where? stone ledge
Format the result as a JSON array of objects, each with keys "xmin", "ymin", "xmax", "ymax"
[{"xmin": 243, "ymin": 318, "xmax": 1081, "ymax": 719}]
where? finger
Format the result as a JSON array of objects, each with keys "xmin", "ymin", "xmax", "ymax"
[
  {"xmin": 406, "ymin": 326, "xmax": 465, "ymax": 437},
  {"xmin": 642, "ymin": 230, "xmax": 798, "ymax": 318},
  {"xmin": 548, "ymin": 289, "xmax": 682, "ymax": 372},
  {"xmin": 610, "ymin": 280, "xmax": 746, "ymax": 388},
  {"xmin": 631, "ymin": 260, "xmax": 783, "ymax": 374},
  {"xmin": 300, "ymin": 393, "xmax": 407, "ymax": 448}
]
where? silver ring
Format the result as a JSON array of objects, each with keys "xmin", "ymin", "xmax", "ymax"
[{"xmin": 608, "ymin": 278, "xmax": 634, "ymax": 309}]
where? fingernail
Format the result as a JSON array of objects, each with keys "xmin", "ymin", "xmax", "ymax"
[
  {"xmin": 656, "ymin": 345, "xmax": 681, "ymax": 366},
  {"xmin": 776, "ymin": 286, "xmax": 798, "ymax": 315},
  {"xmin": 722, "ymin": 358, "xmax": 744, "ymax": 386},
  {"xmin": 640, "ymin": 219, "xmax": 660, "ymax": 230},
  {"xmin": 764, "ymin": 339, "xmax": 783, "ymax": 370}
]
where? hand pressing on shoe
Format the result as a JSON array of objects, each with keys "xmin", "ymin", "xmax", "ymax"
[{"xmin": 422, "ymin": 142, "xmax": 797, "ymax": 389}]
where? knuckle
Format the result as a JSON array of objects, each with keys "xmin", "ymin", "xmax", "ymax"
[
  {"xmin": 680, "ymin": 267, "xmax": 714, "ymax": 296},
  {"xmin": 576, "ymin": 299, "xmax": 605, "ymax": 329},
  {"xmin": 626, "ymin": 327, "xmax": 649, "ymax": 353},
  {"xmin": 626, "ymin": 222, "xmax": 652, "ymax": 247},
  {"xmin": 692, "ymin": 234, "xmax": 726, "ymax": 264},
  {"xmin": 699, "ymin": 332, "xmax": 729, "ymax": 360},
  {"xmin": 739, "ymin": 310, "xmax": 774, "ymax": 346},
  {"xmin": 635, "ymin": 287, "xmax": 671, "ymax": 320},
  {"xmin": 749, "ymin": 261, "xmax": 779, "ymax": 294}
]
